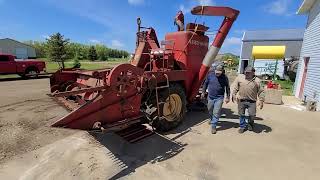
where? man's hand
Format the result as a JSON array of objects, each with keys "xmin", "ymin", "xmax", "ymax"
[
  {"xmin": 225, "ymin": 97, "xmax": 230, "ymax": 104},
  {"xmin": 231, "ymin": 95, "xmax": 236, "ymax": 103},
  {"xmin": 258, "ymin": 101, "xmax": 264, "ymax": 109}
]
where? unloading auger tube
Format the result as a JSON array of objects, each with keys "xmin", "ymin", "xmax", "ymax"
[
  {"xmin": 49, "ymin": 5, "xmax": 239, "ymax": 135},
  {"xmin": 188, "ymin": 6, "xmax": 239, "ymax": 102}
]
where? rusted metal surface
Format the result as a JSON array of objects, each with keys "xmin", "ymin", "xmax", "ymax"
[
  {"xmin": 115, "ymin": 124, "xmax": 154, "ymax": 143},
  {"xmin": 49, "ymin": 6, "xmax": 239, "ymax": 141},
  {"xmin": 52, "ymin": 86, "xmax": 106, "ymax": 97}
]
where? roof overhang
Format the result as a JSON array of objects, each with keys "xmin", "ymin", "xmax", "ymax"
[
  {"xmin": 252, "ymin": 46, "xmax": 286, "ymax": 59},
  {"xmin": 297, "ymin": 0, "xmax": 316, "ymax": 14}
]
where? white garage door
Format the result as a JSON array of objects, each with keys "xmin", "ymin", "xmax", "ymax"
[{"xmin": 15, "ymin": 48, "xmax": 28, "ymax": 59}]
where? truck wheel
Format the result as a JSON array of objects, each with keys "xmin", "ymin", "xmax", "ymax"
[
  {"xmin": 152, "ymin": 83, "xmax": 186, "ymax": 132},
  {"xmin": 25, "ymin": 67, "xmax": 39, "ymax": 79}
]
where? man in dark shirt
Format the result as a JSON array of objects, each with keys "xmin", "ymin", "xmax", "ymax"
[{"xmin": 202, "ymin": 64, "xmax": 230, "ymax": 134}]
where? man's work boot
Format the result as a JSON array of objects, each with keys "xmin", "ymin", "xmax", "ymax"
[
  {"xmin": 211, "ymin": 127, "xmax": 217, "ymax": 134},
  {"xmin": 247, "ymin": 122, "xmax": 254, "ymax": 131},
  {"xmin": 238, "ymin": 128, "xmax": 245, "ymax": 134},
  {"xmin": 208, "ymin": 120, "xmax": 211, "ymax": 125}
]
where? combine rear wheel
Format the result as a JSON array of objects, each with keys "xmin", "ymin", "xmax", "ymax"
[{"xmin": 152, "ymin": 83, "xmax": 186, "ymax": 132}]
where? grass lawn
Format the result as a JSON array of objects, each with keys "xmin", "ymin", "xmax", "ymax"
[
  {"xmin": 45, "ymin": 61, "xmax": 126, "ymax": 72},
  {"xmin": 275, "ymin": 80, "xmax": 294, "ymax": 96},
  {"xmin": 0, "ymin": 59, "xmax": 128, "ymax": 79},
  {"xmin": 46, "ymin": 58, "xmax": 128, "ymax": 72}
]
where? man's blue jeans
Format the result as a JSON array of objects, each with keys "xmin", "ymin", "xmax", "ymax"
[
  {"xmin": 207, "ymin": 96, "xmax": 224, "ymax": 128},
  {"xmin": 239, "ymin": 115, "xmax": 246, "ymax": 129},
  {"xmin": 238, "ymin": 100, "xmax": 256, "ymax": 129}
]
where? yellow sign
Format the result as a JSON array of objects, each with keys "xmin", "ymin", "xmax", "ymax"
[{"xmin": 252, "ymin": 46, "xmax": 286, "ymax": 59}]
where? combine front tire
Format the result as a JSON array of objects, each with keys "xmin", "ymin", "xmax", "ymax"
[{"xmin": 152, "ymin": 83, "xmax": 186, "ymax": 132}]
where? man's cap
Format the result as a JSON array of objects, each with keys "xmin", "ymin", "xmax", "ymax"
[
  {"xmin": 245, "ymin": 66, "xmax": 255, "ymax": 73},
  {"xmin": 212, "ymin": 61, "xmax": 223, "ymax": 68},
  {"xmin": 215, "ymin": 64, "xmax": 224, "ymax": 72}
]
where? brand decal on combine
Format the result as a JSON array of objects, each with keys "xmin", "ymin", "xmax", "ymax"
[{"xmin": 190, "ymin": 40, "xmax": 208, "ymax": 47}]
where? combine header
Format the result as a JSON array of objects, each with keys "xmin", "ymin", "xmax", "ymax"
[{"xmin": 49, "ymin": 6, "xmax": 239, "ymax": 141}]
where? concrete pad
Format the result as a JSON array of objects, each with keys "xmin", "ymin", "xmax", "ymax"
[{"xmin": 1, "ymin": 78, "xmax": 320, "ymax": 180}]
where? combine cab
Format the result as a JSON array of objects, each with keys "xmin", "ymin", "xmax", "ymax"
[{"xmin": 49, "ymin": 6, "xmax": 239, "ymax": 141}]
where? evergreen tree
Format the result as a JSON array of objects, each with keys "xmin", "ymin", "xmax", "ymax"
[
  {"xmin": 73, "ymin": 51, "xmax": 81, "ymax": 68},
  {"xmin": 24, "ymin": 37, "xmax": 129, "ymax": 61},
  {"xmin": 78, "ymin": 47, "xmax": 86, "ymax": 60},
  {"xmin": 96, "ymin": 44, "xmax": 108, "ymax": 61},
  {"xmin": 88, "ymin": 46, "xmax": 98, "ymax": 61},
  {"xmin": 46, "ymin": 33, "xmax": 69, "ymax": 69}
]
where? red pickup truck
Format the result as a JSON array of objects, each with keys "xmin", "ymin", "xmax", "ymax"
[{"xmin": 0, "ymin": 54, "xmax": 46, "ymax": 78}]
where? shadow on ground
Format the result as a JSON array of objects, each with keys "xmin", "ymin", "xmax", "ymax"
[
  {"xmin": 0, "ymin": 76, "xmax": 50, "ymax": 82},
  {"xmin": 219, "ymin": 108, "xmax": 272, "ymax": 133},
  {"xmin": 215, "ymin": 121, "xmax": 272, "ymax": 133},
  {"xmin": 90, "ymin": 107, "xmax": 271, "ymax": 179},
  {"xmin": 91, "ymin": 132, "xmax": 187, "ymax": 180},
  {"xmin": 164, "ymin": 111, "xmax": 210, "ymax": 141},
  {"xmin": 89, "ymin": 110, "xmax": 209, "ymax": 179},
  {"xmin": 221, "ymin": 108, "xmax": 264, "ymax": 121}
]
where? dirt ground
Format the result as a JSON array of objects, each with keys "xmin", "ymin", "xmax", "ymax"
[{"xmin": 0, "ymin": 77, "xmax": 320, "ymax": 180}]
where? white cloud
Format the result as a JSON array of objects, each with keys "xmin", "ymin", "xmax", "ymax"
[
  {"xmin": 224, "ymin": 37, "xmax": 242, "ymax": 46},
  {"xmin": 179, "ymin": 4, "xmax": 190, "ymax": 14},
  {"xmin": 221, "ymin": 37, "xmax": 242, "ymax": 55},
  {"xmin": 43, "ymin": 0, "xmax": 136, "ymax": 51},
  {"xmin": 0, "ymin": 23, "xmax": 22, "ymax": 39},
  {"xmin": 89, "ymin": 39, "xmax": 102, "ymax": 44},
  {"xmin": 221, "ymin": 47, "xmax": 241, "ymax": 55},
  {"xmin": 41, "ymin": 34, "xmax": 50, "ymax": 39},
  {"xmin": 263, "ymin": 0, "xmax": 290, "ymax": 15},
  {"xmin": 128, "ymin": 0, "xmax": 144, "ymax": 6},
  {"xmin": 197, "ymin": 0, "xmax": 215, "ymax": 6},
  {"xmin": 179, "ymin": 0, "xmax": 215, "ymax": 14},
  {"xmin": 45, "ymin": 0, "xmax": 116, "ymax": 28},
  {"xmin": 111, "ymin": 40, "xmax": 124, "ymax": 48},
  {"xmin": 235, "ymin": 29, "xmax": 246, "ymax": 35}
]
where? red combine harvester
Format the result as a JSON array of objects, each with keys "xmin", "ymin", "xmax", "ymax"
[{"xmin": 49, "ymin": 6, "xmax": 239, "ymax": 142}]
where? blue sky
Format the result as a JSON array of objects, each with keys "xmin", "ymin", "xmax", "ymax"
[{"xmin": 0, "ymin": 0, "xmax": 308, "ymax": 55}]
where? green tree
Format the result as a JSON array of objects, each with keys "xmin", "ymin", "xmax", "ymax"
[
  {"xmin": 33, "ymin": 41, "xmax": 47, "ymax": 58},
  {"xmin": 46, "ymin": 33, "xmax": 69, "ymax": 69},
  {"xmin": 66, "ymin": 42, "xmax": 78, "ymax": 59},
  {"xmin": 73, "ymin": 51, "xmax": 81, "ymax": 68},
  {"xmin": 88, "ymin": 46, "xmax": 98, "ymax": 61},
  {"xmin": 26, "ymin": 38, "xmax": 129, "ymax": 61},
  {"xmin": 95, "ymin": 44, "xmax": 109, "ymax": 61},
  {"xmin": 222, "ymin": 53, "xmax": 240, "ymax": 67},
  {"xmin": 78, "ymin": 47, "xmax": 85, "ymax": 60}
]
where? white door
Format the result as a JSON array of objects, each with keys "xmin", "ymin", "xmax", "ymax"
[{"xmin": 15, "ymin": 48, "xmax": 28, "ymax": 59}]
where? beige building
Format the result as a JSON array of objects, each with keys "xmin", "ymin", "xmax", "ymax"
[{"xmin": 0, "ymin": 38, "xmax": 36, "ymax": 59}]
